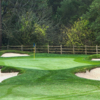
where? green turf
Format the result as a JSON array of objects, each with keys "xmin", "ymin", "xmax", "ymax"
[
  {"xmin": 0, "ymin": 57, "xmax": 90, "ymax": 70},
  {"xmin": 0, "ymin": 51, "xmax": 100, "ymax": 100}
]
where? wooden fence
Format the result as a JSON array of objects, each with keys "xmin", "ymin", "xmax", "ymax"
[{"xmin": 1, "ymin": 45, "xmax": 100, "ymax": 54}]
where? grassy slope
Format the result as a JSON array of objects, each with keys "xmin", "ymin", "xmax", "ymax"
[{"xmin": 0, "ymin": 51, "xmax": 100, "ymax": 100}]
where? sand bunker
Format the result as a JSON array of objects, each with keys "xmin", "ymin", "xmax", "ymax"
[
  {"xmin": 0, "ymin": 53, "xmax": 27, "ymax": 82},
  {"xmin": 91, "ymin": 59, "xmax": 100, "ymax": 61},
  {"xmin": 1, "ymin": 53, "xmax": 29, "ymax": 57},
  {"xmin": 75, "ymin": 68, "xmax": 100, "ymax": 80},
  {"xmin": 0, "ymin": 69, "xmax": 18, "ymax": 82}
]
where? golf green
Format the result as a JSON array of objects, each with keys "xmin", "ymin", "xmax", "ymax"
[{"xmin": 0, "ymin": 52, "xmax": 100, "ymax": 100}]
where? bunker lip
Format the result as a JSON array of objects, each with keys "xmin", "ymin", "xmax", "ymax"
[
  {"xmin": 75, "ymin": 68, "xmax": 100, "ymax": 80},
  {"xmin": 0, "ymin": 69, "xmax": 18, "ymax": 82},
  {"xmin": 1, "ymin": 53, "xmax": 29, "ymax": 57}
]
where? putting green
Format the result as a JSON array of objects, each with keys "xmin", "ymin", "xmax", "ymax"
[
  {"xmin": 0, "ymin": 53, "xmax": 100, "ymax": 100},
  {"xmin": 0, "ymin": 57, "xmax": 90, "ymax": 70}
]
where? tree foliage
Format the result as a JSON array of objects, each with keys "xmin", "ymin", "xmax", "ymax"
[
  {"xmin": 56, "ymin": 0, "xmax": 93, "ymax": 25},
  {"xmin": 61, "ymin": 19, "xmax": 92, "ymax": 46},
  {"xmin": 1, "ymin": 0, "xmax": 99, "ymax": 46},
  {"xmin": 83, "ymin": 0, "xmax": 100, "ymax": 44},
  {"xmin": 2, "ymin": 0, "xmax": 51, "ymax": 45}
]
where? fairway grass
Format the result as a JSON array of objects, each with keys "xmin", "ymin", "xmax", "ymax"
[{"xmin": 0, "ymin": 52, "xmax": 100, "ymax": 100}]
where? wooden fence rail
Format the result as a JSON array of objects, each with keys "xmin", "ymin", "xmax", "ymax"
[{"xmin": 1, "ymin": 45, "xmax": 100, "ymax": 54}]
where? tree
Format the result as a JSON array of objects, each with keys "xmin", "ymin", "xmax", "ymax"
[
  {"xmin": 47, "ymin": 0, "xmax": 62, "ymax": 14},
  {"xmin": 19, "ymin": 12, "xmax": 48, "ymax": 45},
  {"xmin": 0, "ymin": 0, "xmax": 2, "ymax": 49},
  {"xmin": 2, "ymin": 0, "xmax": 95, "ymax": 46},
  {"xmin": 61, "ymin": 19, "xmax": 92, "ymax": 46},
  {"xmin": 55, "ymin": 0, "xmax": 93, "ymax": 25},
  {"xmin": 2, "ymin": 0, "xmax": 52, "ymax": 45},
  {"xmin": 83, "ymin": 0, "xmax": 100, "ymax": 44}
]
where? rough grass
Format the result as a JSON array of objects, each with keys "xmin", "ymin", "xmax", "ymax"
[
  {"xmin": 1, "ymin": 66, "xmax": 25, "ymax": 74},
  {"xmin": 85, "ymin": 54, "xmax": 100, "ymax": 60},
  {"xmin": 0, "ymin": 50, "xmax": 100, "ymax": 100}
]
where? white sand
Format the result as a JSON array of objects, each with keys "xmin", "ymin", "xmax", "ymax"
[
  {"xmin": 1, "ymin": 53, "xmax": 29, "ymax": 57},
  {"xmin": 91, "ymin": 58, "xmax": 100, "ymax": 61},
  {"xmin": 75, "ymin": 68, "xmax": 100, "ymax": 80},
  {"xmin": 0, "ymin": 69, "xmax": 18, "ymax": 82}
]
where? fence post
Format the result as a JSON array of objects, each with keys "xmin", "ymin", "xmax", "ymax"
[
  {"xmin": 60, "ymin": 45, "xmax": 62, "ymax": 54},
  {"xmin": 48, "ymin": 45, "xmax": 49, "ymax": 53},
  {"xmin": 96, "ymin": 45, "xmax": 98, "ymax": 54},
  {"xmin": 85, "ymin": 45, "xmax": 87, "ymax": 55},
  {"xmin": 21, "ymin": 45, "xmax": 23, "ymax": 51},
  {"xmin": 73, "ymin": 45, "xmax": 75, "ymax": 54},
  {"xmin": 7, "ymin": 45, "xmax": 9, "ymax": 50},
  {"xmin": 35, "ymin": 44, "xmax": 36, "ymax": 53}
]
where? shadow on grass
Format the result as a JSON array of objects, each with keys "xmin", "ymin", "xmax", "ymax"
[{"xmin": 1, "ymin": 65, "xmax": 100, "ymax": 87}]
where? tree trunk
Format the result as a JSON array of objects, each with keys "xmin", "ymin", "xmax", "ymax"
[{"xmin": 0, "ymin": 0, "xmax": 2, "ymax": 49}]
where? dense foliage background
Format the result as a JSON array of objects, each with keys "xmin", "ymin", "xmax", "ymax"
[{"xmin": 1, "ymin": 0, "xmax": 99, "ymax": 46}]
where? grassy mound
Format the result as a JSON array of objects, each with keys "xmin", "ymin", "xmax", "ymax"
[
  {"xmin": 72, "ymin": 65, "xmax": 100, "ymax": 73},
  {"xmin": 86, "ymin": 54, "xmax": 100, "ymax": 60},
  {"xmin": 1, "ymin": 66, "xmax": 25, "ymax": 74}
]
